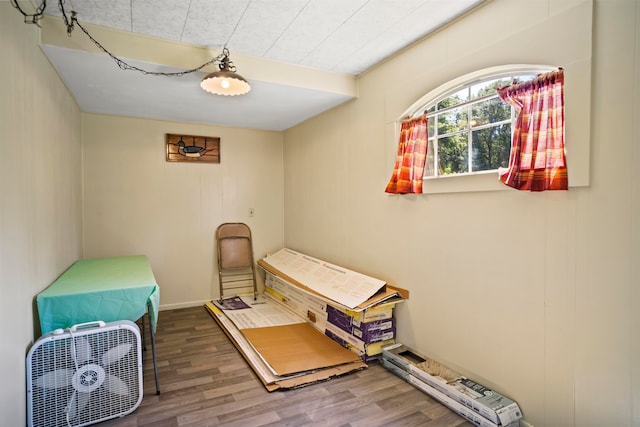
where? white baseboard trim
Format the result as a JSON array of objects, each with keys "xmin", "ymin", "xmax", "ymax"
[{"xmin": 520, "ymin": 420, "xmax": 534, "ymax": 427}]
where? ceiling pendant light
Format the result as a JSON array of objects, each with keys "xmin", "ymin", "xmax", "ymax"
[{"xmin": 200, "ymin": 48, "xmax": 251, "ymax": 96}]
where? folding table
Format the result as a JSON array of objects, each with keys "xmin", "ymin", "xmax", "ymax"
[{"xmin": 36, "ymin": 255, "xmax": 161, "ymax": 394}]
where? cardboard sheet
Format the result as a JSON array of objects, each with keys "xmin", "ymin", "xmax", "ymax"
[
  {"xmin": 212, "ymin": 294, "xmax": 304, "ymax": 329},
  {"xmin": 261, "ymin": 248, "xmax": 386, "ymax": 308},
  {"xmin": 204, "ymin": 301, "xmax": 366, "ymax": 391},
  {"xmin": 241, "ymin": 323, "xmax": 363, "ymax": 376},
  {"xmin": 258, "ymin": 252, "xmax": 408, "ymax": 312}
]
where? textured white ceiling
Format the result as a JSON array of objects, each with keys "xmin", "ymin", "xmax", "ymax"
[{"xmin": 38, "ymin": 0, "xmax": 486, "ymax": 130}]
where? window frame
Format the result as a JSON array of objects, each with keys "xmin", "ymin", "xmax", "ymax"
[{"xmin": 400, "ymin": 65, "xmax": 557, "ymax": 186}]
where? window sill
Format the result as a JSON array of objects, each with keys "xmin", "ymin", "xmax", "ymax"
[{"xmin": 423, "ymin": 171, "xmax": 507, "ymax": 194}]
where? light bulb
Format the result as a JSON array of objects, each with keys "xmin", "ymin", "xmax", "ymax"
[{"xmin": 221, "ymin": 79, "xmax": 230, "ymax": 89}]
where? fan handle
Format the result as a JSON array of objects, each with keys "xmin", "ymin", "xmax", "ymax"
[{"xmin": 69, "ymin": 321, "xmax": 106, "ymax": 332}]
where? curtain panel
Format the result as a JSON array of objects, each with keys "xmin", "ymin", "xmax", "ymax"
[
  {"xmin": 385, "ymin": 116, "xmax": 429, "ymax": 194},
  {"xmin": 497, "ymin": 69, "xmax": 568, "ymax": 191}
]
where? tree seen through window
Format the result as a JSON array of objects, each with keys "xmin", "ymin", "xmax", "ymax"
[{"xmin": 422, "ymin": 74, "xmax": 537, "ymax": 177}]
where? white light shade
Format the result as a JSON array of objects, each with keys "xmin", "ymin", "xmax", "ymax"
[{"xmin": 201, "ymin": 71, "xmax": 251, "ymax": 96}]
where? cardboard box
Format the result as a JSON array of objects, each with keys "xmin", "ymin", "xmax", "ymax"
[
  {"xmin": 266, "ymin": 274, "xmax": 396, "ymax": 330},
  {"xmin": 265, "ymin": 274, "xmax": 330, "ymax": 317},
  {"xmin": 382, "ymin": 343, "xmax": 522, "ymax": 426},
  {"xmin": 352, "ymin": 326, "xmax": 395, "ymax": 343},
  {"xmin": 259, "ymin": 251, "xmax": 408, "ymax": 364},
  {"xmin": 266, "ymin": 272, "xmax": 397, "ymax": 361},
  {"xmin": 265, "ymin": 273, "xmax": 328, "ymax": 318},
  {"xmin": 258, "ymin": 251, "xmax": 408, "ymax": 312},
  {"xmin": 265, "ymin": 272, "xmax": 399, "ymax": 323},
  {"xmin": 407, "ymin": 374, "xmax": 504, "ymax": 427},
  {"xmin": 326, "ymin": 301, "xmax": 396, "ymax": 323},
  {"xmin": 325, "ymin": 322, "xmax": 394, "ymax": 354},
  {"xmin": 327, "ymin": 305, "xmax": 395, "ymax": 342}
]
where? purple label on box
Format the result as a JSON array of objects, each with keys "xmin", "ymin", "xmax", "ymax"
[
  {"xmin": 352, "ymin": 326, "xmax": 396, "ymax": 343},
  {"xmin": 326, "ymin": 305, "xmax": 396, "ymax": 343},
  {"xmin": 327, "ymin": 305, "xmax": 394, "ymax": 332},
  {"xmin": 326, "ymin": 305, "xmax": 353, "ymax": 331}
]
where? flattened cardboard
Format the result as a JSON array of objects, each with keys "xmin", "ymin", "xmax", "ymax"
[
  {"xmin": 258, "ymin": 256, "xmax": 408, "ymax": 311},
  {"xmin": 241, "ymin": 323, "xmax": 363, "ymax": 376},
  {"xmin": 204, "ymin": 302, "xmax": 366, "ymax": 391},
  {"xmin": 261, "ymin": 249, "xmax": 387, "ymax": 308}
]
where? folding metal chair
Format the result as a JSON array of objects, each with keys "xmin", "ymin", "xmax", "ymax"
[{"xmin": 215, "ymin": 222, "xmax": 258, "ymax": 300}]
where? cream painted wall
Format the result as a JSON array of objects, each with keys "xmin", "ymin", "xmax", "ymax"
[
  {"xmin": 0, "ymin": 3, "xmax": 83, "ymax": 426},
  {"xmin": 283, "ymin": 0, "xmax": 639, "ymax": 426},
  {"xmin": 2, "ymin": 0, "xmax": 637, "ymax": 426},
  {"xmin": 82, "ymin": 114, "xmax": 284, "ymax": 309}
]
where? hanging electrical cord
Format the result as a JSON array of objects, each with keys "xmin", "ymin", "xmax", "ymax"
[{"xmin": 10, "ymin": 0, "xmax": 235, "ymax": 78}]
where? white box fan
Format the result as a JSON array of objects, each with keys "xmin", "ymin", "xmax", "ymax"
[{"xmin": 26, "ymin": 320, "xmax": 143, "ymax": 427}]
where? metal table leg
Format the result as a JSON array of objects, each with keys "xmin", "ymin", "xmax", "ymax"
[{"xmin": 147, "ymin": 301, "xmax": 160, "ymax": 395}]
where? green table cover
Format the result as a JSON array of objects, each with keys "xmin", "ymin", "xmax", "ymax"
[{"xmin": 37, "ymin": 255, "xmax": 160, "ymax": 335}]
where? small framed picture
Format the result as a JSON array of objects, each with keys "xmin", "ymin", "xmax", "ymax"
[{"xmin": 166, "ymin": 133, "xmax": 220, "ymax": 163}]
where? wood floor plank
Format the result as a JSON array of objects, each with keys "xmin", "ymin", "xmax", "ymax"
[{"xmin": 98, "ymin": 306, "xmax": 474, "ymax": 426}]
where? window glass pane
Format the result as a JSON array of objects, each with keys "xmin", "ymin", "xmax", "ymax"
[
  {"xmin": 513, "ymin": 74, "xmax": 536, "ymax": 84},
  {"xmin": 437, "ymin": 87, "xmax": 468, "ymax": 110},
  {"xmin": 438, "ymin": 133, "xmax": 468, "ymax": 175},
  {"xmin": 471, "ymin": 97, "xmax": 510, "ymax": 127},
  {"xmin": 428, "ymin": 117, "xmax": 435, "ymax": 138},
  {"xmin": 424, "ymin": 139, "xmax": 435, "ymax": 177},
  {"xmin": 437, "ymin": 107, "xmax": 468, "ymax": 136},
  {"xmin": 471, "ymin": 124, "xmax": 511, "ymax": 172},
  {"xmin": 471, "ymin": 78, "xmax": 510, "ymax": 99}
]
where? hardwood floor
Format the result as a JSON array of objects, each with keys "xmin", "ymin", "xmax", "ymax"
[{"xmin": 100, "ymin": 306, "xmax": 473, "ymax": 427}]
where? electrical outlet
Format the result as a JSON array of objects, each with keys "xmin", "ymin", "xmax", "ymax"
[{"xmin": 249, "ymin": 208, "xmax": 255, "ymax": 217}]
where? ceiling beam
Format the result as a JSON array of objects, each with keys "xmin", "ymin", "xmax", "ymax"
[{"xmin": 39, "ymin": 15, "xmax": 358, "ymax": 97}]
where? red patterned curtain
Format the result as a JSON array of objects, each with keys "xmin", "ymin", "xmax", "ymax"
[
  {"xmin": 385, "ymin": 116, "xmax": 429, "ymax": 194},
  {"xmin": 497, "ymin": 69, "xmax": 567, "ymax": 191}
]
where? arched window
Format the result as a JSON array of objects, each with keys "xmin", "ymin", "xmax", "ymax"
[{"xmin": 404, "ymin": 65, "xmax": 556, "ymax": 178}]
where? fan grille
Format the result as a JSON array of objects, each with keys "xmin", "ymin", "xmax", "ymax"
[{"xmin": 27, "ymin": 322, "xmax": 142, "ymax": 427}]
